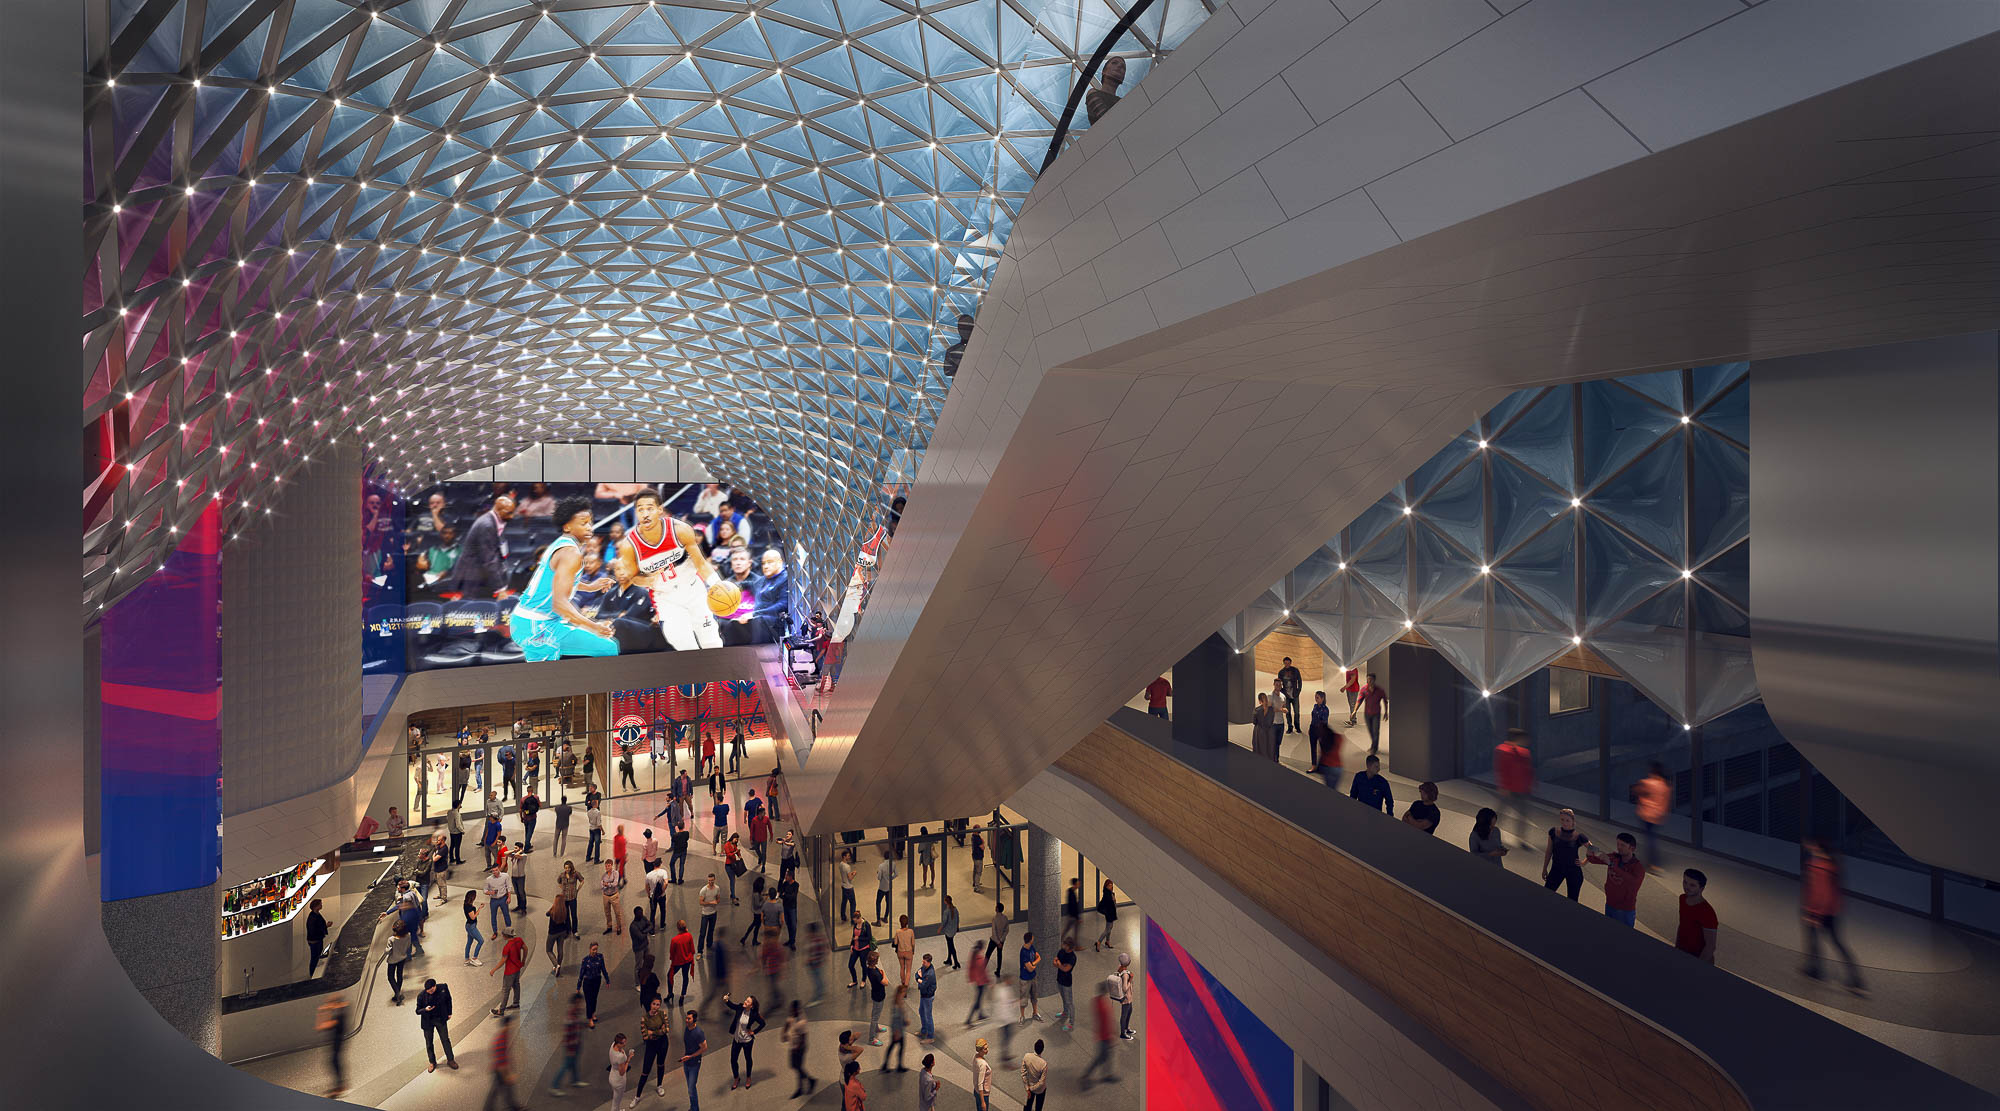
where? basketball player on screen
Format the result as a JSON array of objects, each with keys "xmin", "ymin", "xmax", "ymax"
[
  {"xmin": 615, "ymin": 487, "xmax": 726, "ymax": 650},
  {"xmin": 509, "ymin": 496, "xmax": 620, "ymax": 661}
]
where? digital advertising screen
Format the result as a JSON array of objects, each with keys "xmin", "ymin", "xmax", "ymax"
[{"xmin": 366, "ymin": 480, "xmax": 792, "ymax": 672}]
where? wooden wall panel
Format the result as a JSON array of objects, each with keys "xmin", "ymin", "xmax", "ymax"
[
  {"xmin": 1054, "ymin": 726, "xmax": 1748, "ymax": 1111},
  {"xmin": 1254, "ymin": 629, "xmax": 1323, "ymax": 680}
]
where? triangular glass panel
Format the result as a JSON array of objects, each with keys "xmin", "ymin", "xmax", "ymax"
[
  {"xmin": 1414, "ymin": 455, "xmax": 1483, "ymax": 556},
  {"xmin": 1347, "ymin": 492, "xmax": 1404, "ymax": 555},
  {"xmin": 1409, "ymin": 521, "xmax": 1479, "ymax": 617},
  {"xmin": 1590, "ymin": 585, "xmax": 1690, "ymax": 723},
  {"xmin": 1336, "ymin": 572, "xmax": 1408, "ymax": 669},
  {"xmin": 1492, "ymin": 386, "xmax": 1573, "ymax": 491},
  {"xmin": 1589, "ymin": 434, "xmax": 1684, "ymax": 563},
  {"xmin": 1492, "ymin": 517, "xmax": 1575, "ymax": 632},
  {"xmin": 1691, "ymin": 589, "xmax": 1757, "ymax": 724},
  {"xmin": 1480, "ymin": 386, "xmax": 1540, "ymax": 440},
  {"xmin": 1698, "ymin": 379, "xmax": 1747, "ymax": 447},
  {"xmin": 1285, "ymin": 544, "xmax": 1342, "ymax": 609},
  {"xmin": 1691, "ymin": 361, "xmax": 1748, "ymax": 408},
  {"xmin": 1405, "ymin": 433, "xmax": 1478, "ymax": 503},
  {"xmin": 1615, "ymin": 369, "xmax": 1684, "ymax": 413},
  {"xmin": 1489, "ymin": 578, "xmax": 1575, "ymax": 693},
  {"xmin": 1350, "ymin": 521, "xmax": 1408, "ymax": 614},
  {"xmin": 1583, "ymin": 515, "xmax": 1682, "ymax": 628},
  {"xmin": 1490, "ymin": 453, "xmax": 1572, "ymax": 560},
  {"xmin": 1416, "ymin": 579, "xmax": 1487, "ymax": 689},
  {"xmin": 1695, "ymin": 538, "xmax": 1747, "ymax": 611},
  {"xmin": 1688, "ymin": 427, "xmax": 1748, "ymax": 565},
  {"xmin": 1580, "ymin": 379, "xmax": 1680, "ymax": 491}
]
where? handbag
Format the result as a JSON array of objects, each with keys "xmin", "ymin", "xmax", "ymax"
[{"xmin": 727, "ymin": 857, "xmax": 747, "ymax": 878}]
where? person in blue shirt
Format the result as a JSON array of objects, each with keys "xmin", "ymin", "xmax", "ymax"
[
  {"xmin": 507, "ymin": 497, "xmax": 620, "ymax": 663},
  {"xmin": 1018, "ymin": 933, "xmax": 1041, "ymax": 1021},
  {"xmin": 680, "ymin": 1010, "xmax": 708, "ymax": 1109},
  {"xmin": 916, "ymin": 953, "xmax": 938, "ymax": 1042},
  {"xmin": 577, "ymin": 942, "xmax": 611, "ymax": 1028},
  {"xmin": 1349, "ymin": 754, "xmax": 1395, "ymax": 814}
]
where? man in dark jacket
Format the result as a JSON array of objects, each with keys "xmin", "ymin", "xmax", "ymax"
[
  {"xmin": 1276, "ymin": 657, "xmax": 1303, "ymax": 734},
  {"xmin": 305, "ymin": 898, "xmax": 330, "ymax": 977},
  {"xmin": 450, "ymin": 495, "xmax": 515, "ymax": 598},
  {"xmin": 416, "ymin": 978, "xmax": 459, "ymax": 1071}
]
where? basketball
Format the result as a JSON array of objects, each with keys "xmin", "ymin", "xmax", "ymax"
[{"xmin": 707, "ymin": 581, "xmax": 743, "ymax": 616}]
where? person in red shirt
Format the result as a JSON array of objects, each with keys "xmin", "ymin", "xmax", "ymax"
[
  {"xmin": 1586, "ymin": 833, "xmax": 1646, "ymax": 927},
  {"xmin": 612, "ymin": 825, "xmax": 629, "ymax": 886},
  {"xmin": 1078, "ymin": 982, "xmax": 1118, "ymax": 1087},
  {"xmin": 489, "ymin": 928, "xmax": 529, "ymax": 1015},
  {"xmin": 1143, "ymin": 677, "xmax": 1171, "ymax": 720},
  {"xmin": 1675, "ymin": 869, "xmax": 1718, "ymax": 964},
  {"xmin": 701, "ymin": 729, "xmax": 718, "ymax": 778},
  {"xmin": 1355, "ymin": 673, "xmax": 1388, "ymax": 753},
  {"xmin": 668, "ymin": 918, "xmax": 697, "ymax": 1002},
  {"xmin": 1315, "ymin": 729, "xmax": 1344, "ymax": 790},
  {"xmin": 750, "ymin": 810, "xmax": 772, "ymax": 873},
  {"xmin": 1801, "ymin": 838, "xmax": 1867, "ymax": 994},
  {"xmin": 1493, "ymin": 729, "xmax": 1534, "ymax": 848},
  {"xmin": 1341, "ymin": 667, "xmax": 1360, "ymax": 726}
]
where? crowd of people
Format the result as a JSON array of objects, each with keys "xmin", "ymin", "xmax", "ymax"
[{"xmin": 327, "ymin": 766, "xmax": 1143, "ymax": 1109}]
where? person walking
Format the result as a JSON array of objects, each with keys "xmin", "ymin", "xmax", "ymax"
[
  {"xmin": 1340, "ymin": 666, "xmax": 1360, "ymax": 726},
  {"xmin": 670, "ymin": 823, "xmax": 691, "ymax": 885},
  {"xmin": 1052, "ymin": 938, "xmax": 1077, "ymax": 1031},
  {"xmin": 1316, "ymin": 728, "xmax": 1345, "ymax": 790},
  {"xmin": 1541, "ymin": 808, "xmax": 1591, "ymax": 901},
  {"xmin": 1494, "ymin": 729, "xmax": 1534, "ymax": 846},
  {"xmin": 916, "ymin": 828, "xmax": 936, "ymax": 889},
  {"xmin": 1677, "ymin": 868, "xmax": 1719, "ymax": 964},
  {"xmin": 489, "ymin": 927, "xmax": 526, "ymax": 1014},
  {"xmin": 414, "ymin": 977, "xmax": 459, "ymax": 1072},
  {"xmin": 940, "ymin": 894, "xmax": 961, "ymax": 969},
  {"xmin": 508, "ymin": 841, "xmax": 529, "ymax": 914},
  {"xmin": 545, "ymin": 894, "xmax": 573, "ymax": 974},
  {"xmin": 987, "ymin": 901, "xmax": 1009, "ymax": 974},
  {"xmin": 579, "ymin": 941, "xmax": 611, "ymax": 1027},
  {"xmin": 1349, "ymin": 755, "xmax": 1394, "ymax": 814},
  {"xmin": 1021, "ymin": 1039, "xmax": 1050, "ymax": 1111},
  {"xmin": 669, "ymin": 919, "xmax": 697, "ymax": 1002},
  {"xmin": 698, "ymin": 872, "xmax": 721, "ymax": 953},
  {"xmin": 1079, "ymin": 983, "xmax": 1119, "ymax": 1087},
  {"xmin": 882, "ymin": 985, "xmax": 909, "ymax": 1071},
  {"xmin": 305, "ymin": 898, "xmax": 329, "ymax": 978},
  {"xmin": 1468, "ymin": 808, "xmax": 1509, "ymax": 865},
  {"xmin": 916, "ymin": 953, "xmax": 938, "ymax": 1041},
  {"xmin": 1801, "ymin": 839, "xmax": 1867, "ymax": 994},
  {"xmin": 972, "ymin": 1037, "xmax": 994, "ymax": 1111},
  {"xmin": 847, "ymin": 912, "xmax": 875, "ymax": 988},
  {"xmin": 461, "ymin": 890, "xmax": 486, "ymax": 965},
  {"xmin": 1277, "ymin": 657, "xmax": 1303, "ymax": 734},
  {"xmin": 723, "ymin": 834, "xmax": 746, "ymax": 904},
  {"xmin": 765, "ymin": 769, "xmax": 784, "ymax": 822},
  {"xmin": 549, "ymin": 990, "xmax": 587, "ymax": 1095},
  {"xmin": 778, "ymin": 867, "xmax": 801, "ymax": 949},
  {"xmin": 613, "ymin": 824, "xmax": 630, "ymax": 887},
  {"xmin": 447, "ymin": 807, "xmax": 466, "ymax": 865},
  {"xmin": 638, "ymin": 999, "xmax": 673, "ymax": 1098},
  {"xmin": 558, "ymin": 860, "xmax": 581, "ymax": 937},
  {"xmin": 680, "ymin": 1008, "xmax": 709, "ymax": 1110},
  {"xmin": 1587, "ymin": 832, "xmax": 1647, "ymax": 927},
  {"xmin": 722, "ymin": 993, "xmax": 766, "ymax": 1090},
  {"xmin": 1018, "ymin": 932, "xmax": 1041, "ymax": 1021},
  {"xmin": 749, "ymin": 809, "xmax": 772, "ymax": 874},
  {"xmin": 600, "ymin": 859, "xmax": 623, "ymax": 936},
  {"xmin": 484, "ymin": 865, "xmax": 512, "ymax": 934},
  {"xmin": 630, "ymin": 906, "xmax": 655, "ymax": 970},
  {"xmin": 519, "ymin": 787, "xmax": 541, "ymax": 852},
  {"xmin": 1356, "ymin": 672, "xmax": 1388, "ymax": 753},
  {"xmin": 785, "ymin": 999, "xmax": 817, "ymax": 1096},
  {"xmin": 786, "ymin": 918, "xmax": 818, "ymax": 1004},
  {"xmin": 646, "ymin": 857, "xmax": 671, "ymax": 930},
  {"xmin": 894, "ymin": 914, "xmax": 916, "ymax": 988},
  {"xmin": 711, "ymin": 791, "xmax": 732, "ymax": 853},
  {"xmin": 552, "ymin": 795, "xmax": 573, "ymax": 859},
  {"xmin": 1634, "ymin": 762, "xmax": 1671, "ymax": 870},
  {"xmin": 1307, "ymin": 691, "xmax": 1330, "ymax": 769},
  {"xmin": 1113, "ymin": 952, "xmax": 1136, "ymax": 1039},
  {"xmin": 585, "ymin": 799, "xmax": 604, "ymax": 863},
  {"xmin": 864, "ymin": 951, "xmax": 888, "ymax": 1044},
  {"xmin": 739, "ymin": 876, "xmax": 769, "ymax": 947},
  {"xmin": 484, "ymin": 1012, "xmax": 525, "ymax": 1111},
  {"xmin": 317, "ymin": 995, "xmax": 349, "ymax": 1099},
  {"xmin": 873, "ymin": 850, "xmax": 896, "ymax": 927},
  {"xmin": 384, "ymin": 921, "xmax": 412, "ymax": 1005},
  {"xmin": 1143, "ymin": 675, "xmax": 1172, "ymax": 720},
  {"xmin": 1061, "ymin": 877, "xmax": 1082, "ymax": 948},
  {"xmin": 964, "ymin": 942, "xmax": 990, "ymax": 1024},
  {"xmin": 640, "ymin": 828, "xmax": 662, "ymax": 884},
  {"xmin": 1094, "ymin": 880, "xmax": 1118, "ymax": 952},
  {"xmin": 607, "ymin": 1033, "xmax": 635, "ymax": 1111}
]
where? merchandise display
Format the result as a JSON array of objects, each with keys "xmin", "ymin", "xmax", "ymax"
[{"xmin": 221, "ymin": 859, "xmax": 329, "ymax": 939}]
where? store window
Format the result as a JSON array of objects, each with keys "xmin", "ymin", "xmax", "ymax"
[{"xmin": 1548, "ymin": 667, "xmax": 1590, "ymax": 715}]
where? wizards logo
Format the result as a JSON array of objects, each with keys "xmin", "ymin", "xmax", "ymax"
[{"xmin": 614, "ymin": 714, "xmax": 646, "ymax": 750}]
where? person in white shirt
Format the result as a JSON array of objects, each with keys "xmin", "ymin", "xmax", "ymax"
[
  {"xmin": 607, "ymin": 1034, "xmax": 634, "ymax": 1111},
  {"xmin": 837, "ymin": 851, "xmax": 857, "ymax": 923},
  {"xmin": 874, "ymin": 851, "xmax": 896, "ymax": 926},
  {"xmin": 972, "ymin": 1038, "xmax": 994, "ymax": 1111},
  {"xmin": 483, "ymin": 868, "xmax": 512, "ymax": 935},
  {"xmin": 1114, "ymin": 954, "xmax": 1136, "ymax": 1039},
  {"xmin": 1020, "ymin": 1040, "xmax": 1049, "ymax": 1110},
  {"xmin": 645, "ymin": 863, "xmax": 672, "ymax": 929},
  {"xmin": 698, "ymin": 874, "xmax": 722, "ymax": 953}
]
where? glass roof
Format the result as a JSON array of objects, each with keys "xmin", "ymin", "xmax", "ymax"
[{"xmin": 83, "ymin": 0, "xmax": 1216, "ymax": 614}]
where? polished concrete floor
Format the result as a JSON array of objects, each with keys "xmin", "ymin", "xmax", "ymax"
[{"xmin": 236, "ymin": 733, "xmax": 1146, "ymax": 1110}]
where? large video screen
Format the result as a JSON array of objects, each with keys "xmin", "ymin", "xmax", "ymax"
[{"xmin": 365, "ymin": 480, "xmax": 792, "ymax": 672}]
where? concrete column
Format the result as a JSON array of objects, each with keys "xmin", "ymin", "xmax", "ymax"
[
  {"xmin": 1386, "ymin": 644, "xmax": 1458, "ymax": 783},
  {"xmin": 1170, "ymin": 633, "xmax": 1234, "ymax": 750},
  {"xmin": 1025, "ymin": 825, "xmax": 1062, "ymax": 999}
]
